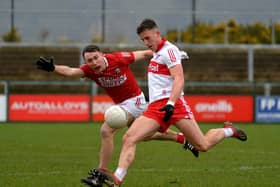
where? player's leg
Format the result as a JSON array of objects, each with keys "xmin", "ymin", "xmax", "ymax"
[
  {"xmin": 140, "ymin": 126, "xmax": 199, "ymax": 157},
  {"xmin": 175, "ymin": 118, "xmax": 247, "ymax": 152},
  {"xmin": 90, "ymin": 116, "xmax": 161, "ymax": 187},
  {"xmin": 98, "ymin": 122, "xmax": 120, "ymax": 170},
  {"xmin": 146, "ymin": 128, "xmax": 183, "ymax": 142},
  {"xmin": 174, "ymin": 119, "xmax": 207, "ymax": 151},
  {"xmin": 99, "ymin": 111, "xmax": 135, "ymax": 170},
  {"xmin": 115, "ymin": 116, "xmax": 161, "ymax": 183}
]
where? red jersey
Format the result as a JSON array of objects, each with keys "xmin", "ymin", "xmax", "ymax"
[{"xmin": 80, "ymin": 52, "xmax": 142, "ymax": 104}]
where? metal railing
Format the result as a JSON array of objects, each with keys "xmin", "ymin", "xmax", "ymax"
[{"xmin": 1, "ymin": 80, "xmax": 280, "ymax": 96}]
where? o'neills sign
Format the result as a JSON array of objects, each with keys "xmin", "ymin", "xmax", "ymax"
[
  {"xmin": 9, "ymin": 94, "xmax": 90, "ymax": 122},
  {"xmin": 186, "ymin": 95, "xmax": 253, "ymax": 122}
]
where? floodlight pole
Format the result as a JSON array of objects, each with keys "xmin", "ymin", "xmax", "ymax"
[
  {"xmin": 11, "ymin": 0, "xmax": 14, "ymax": 32},
  {"xmin": 191, "ymin": 0, "xmax": 196, "ymax": 43},
  {"xmin": 101, "ymin": 0, "xmax": 106, "ymax": 43}
]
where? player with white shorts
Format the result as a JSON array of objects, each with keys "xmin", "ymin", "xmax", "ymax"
[{"xmin": 119, "ymin": 92, "xmax": 147, "ymax": 121}]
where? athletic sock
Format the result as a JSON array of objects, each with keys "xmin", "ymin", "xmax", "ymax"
[
  {"xmin": 114, "ymin": 167, "xmax": 127, "ymax": 182},
  {"xmin": 223, "ymin": 127, "xmax": 234, "ymax": 137},
  {"xmin": 176, "ymin": 133, "xmax": 185, "ymax": 144}
]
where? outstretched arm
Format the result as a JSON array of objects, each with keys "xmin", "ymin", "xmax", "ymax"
[
  {"xmin": 132, "ymin": 50, "xmax": 153, "ymax": 62},
  {"xmin": 36, "ymin": 57, "xmax": 84, "ymax": 78},
  {"xmin": 133, "ymin": 50, "xmax": 189, "ymax": 62},
  {"xmin": 54, "ymin": 65, "xmax": 84, "ymax": 77}
]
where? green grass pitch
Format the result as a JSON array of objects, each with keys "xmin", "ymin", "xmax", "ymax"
[{"xmin": 0, "ymin": 122, "xmax": 279, "ymax": 187}]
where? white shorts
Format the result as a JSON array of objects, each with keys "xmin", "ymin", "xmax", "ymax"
[{"xmin": 118, "ymin": 92, "xmax": 147, "ymax": 118}]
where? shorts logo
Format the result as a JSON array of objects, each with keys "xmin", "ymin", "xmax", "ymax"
[{"xmin": 135, "ymin": 97, "xmax": 141, "ymax": 107}]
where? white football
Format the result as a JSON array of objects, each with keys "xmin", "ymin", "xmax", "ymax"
[{"xmin": 104, "ymin": 105, "xmax": 128, "ymax": 128}]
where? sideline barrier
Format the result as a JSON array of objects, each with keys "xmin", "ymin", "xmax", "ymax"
[
  {"xmin": 7, "ymin": 94, "xmax": 255, "ymax": 123},
  {"xmin": 2, "ymin": 80, "xmax": 280, "ymax": 123},
  {"xmin": 0, "ymin": 95, "xmax": 7, "ymax": 122},
  {"xmin": 6, "ymin": 94, "xmax": 280, "ymax": 123},
  {"xmin": 9, "ymin": 94, "xmax": 90, "ymax": 122},
  {"xmin": 90, "ymin": 95, "xmax": 255, "ymax": 123},
  {"xmin": 92, "ymin": 95, "xmax": 114, "ymax": 121},
  {"xmin": 187, "ymin": 95, "xmax": 253, "ymax": 123},
  {"xmin": 8, "ymin": 94, "xmax": 115, "ymax": 122},
  {"xmin": 256, "ymin": 96, "xmax": 280, "ymax": 122}
]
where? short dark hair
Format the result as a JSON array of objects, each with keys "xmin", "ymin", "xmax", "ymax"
[
  {"xmin": 82, "ymin": 45, "xmax": 101, "ymax": 57},
  {"xmin": 136, "ymin": 18, "xmax": 158, "ymax": 35}
]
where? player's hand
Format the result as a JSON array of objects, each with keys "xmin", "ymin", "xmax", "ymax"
[
  {"xmin": 159, "ymin": 104, "xmax": 174, "ymax": 122},
  {"xmin": 36, "ymin": 56, "xmax": 55, "ymax": 72}
]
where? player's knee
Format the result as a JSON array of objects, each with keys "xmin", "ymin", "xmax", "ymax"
[
  {"xmin": 195, "ymin": 144, "xmax": 209, "ymax": 152},
  {"xmin": 122, "ymin": 132, "xmax": 136, "ymax": 147},
  {"xmin": 100, "ymin": 124, "xmax": 114, "ymax": 139}
]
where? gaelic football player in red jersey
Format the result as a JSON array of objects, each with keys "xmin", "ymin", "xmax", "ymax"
[
  {"xmin": 94, "ymin": 19, "xmax": 248, "ymax": 187},
  {"xmin": 35, "ymin": 44, "xmax": 198, "ymax": 186}
]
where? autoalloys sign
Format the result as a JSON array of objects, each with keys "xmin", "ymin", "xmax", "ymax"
[
  {"xmin": 9, "ymin": 94, "xmax": 90, "ymax": 122},
  {"xmin": 256, "ymin": 96, "xmax": 280, "ymax": 122}
]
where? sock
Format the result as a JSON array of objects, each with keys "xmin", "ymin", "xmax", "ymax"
[
  {"xmin": 114, "ymin": 167, "xmax": 127, "ymax": 182},
  {"xmin": 176, "ymin": 133, "xmax": 185, "ymax": 144},
  {"xmin": 223, "ymin": 128, "xmax": 234, "ymax": 137}
]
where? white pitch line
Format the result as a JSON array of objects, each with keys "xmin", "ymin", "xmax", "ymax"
[
  {"xmin": 132, "ymin": 165, "xmax": 279, "ymax": 173},
  {"xmin": 0, "ymin": 170, "xmax": 84, "ymax": 177},
  {"xmin": 0, "ymin": 165, "xmax": 278, "ymax": 177}
]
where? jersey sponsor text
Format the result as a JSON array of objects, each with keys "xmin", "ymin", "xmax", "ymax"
[{"xmin": 98, "ymin": 74, "xmax": 127, "ymax": 87}]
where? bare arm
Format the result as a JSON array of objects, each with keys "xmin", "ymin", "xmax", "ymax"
[
  {"xmin": 168, "ymin": 64, "xmax": 185, "ymax": 103},
  {"xmin": 159, "ymin": 64, "xmax": 184, "ymax": 122},
  {"xmin": 54, "ymin": 65, "xmax": 84, "ymax": 78},
  {"xmin": 132, "ymin": 50, "xmax": 153, "ymax": 62},
  {"xmin": 36, "ymin": 57, "xmax": 84, "ymax": 78}
]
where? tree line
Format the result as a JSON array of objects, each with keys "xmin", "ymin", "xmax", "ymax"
[{"xmin": 166, "ymin": 18, "xmax": 280, "ymax": 44}]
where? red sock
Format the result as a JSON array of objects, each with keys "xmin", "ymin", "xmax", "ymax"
[{"xmin": 176, "ymin": 133, "xmax": 185, "ymax": 144}]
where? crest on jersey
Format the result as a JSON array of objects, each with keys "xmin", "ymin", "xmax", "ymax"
[
  {"xmin": 154, "ymin": 54, "xmax": 161, "ymax": 60},
  {"xmin": 115, "ymin": 68, "xmax": 121, "ymax": 74}
]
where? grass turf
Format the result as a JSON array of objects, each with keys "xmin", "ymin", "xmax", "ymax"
[{"xmin": 0, "ymin": 122, "xmax": 279, "ymax": 187}]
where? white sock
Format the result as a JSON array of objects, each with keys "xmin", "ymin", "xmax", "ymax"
[
  {"xmin": 223, "ymin": 128, "xmax": 234, "ymax": 137},
  {"xmin": 114, "ymin": 168, "xmax": 127, "ymax": 182}
]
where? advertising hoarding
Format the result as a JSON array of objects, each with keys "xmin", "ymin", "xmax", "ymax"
[
  {"xmin": 256, "ymin": 96, "xmax": 280, "ymax": 122},
  {"xmin": 186, "ymin": 95, "xmax": 253, "ymax": 122},
  {"xmin": 92, "ymin": 95, "xmax": 114, "ymax": 121},
  {"xmin": 0, "ymin": 95, "xmax": 7, "ymax": 122},
  {"xmin": 91, "ymin": 95, "xmax": 254, "ymax": 123},
  {"xmin": 9, "ymin": 94, "xmax": 90, "ymax": 122},
  {"xmin": 8, "ymin": 94, "xmax": 254, "ymax": 123}
]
